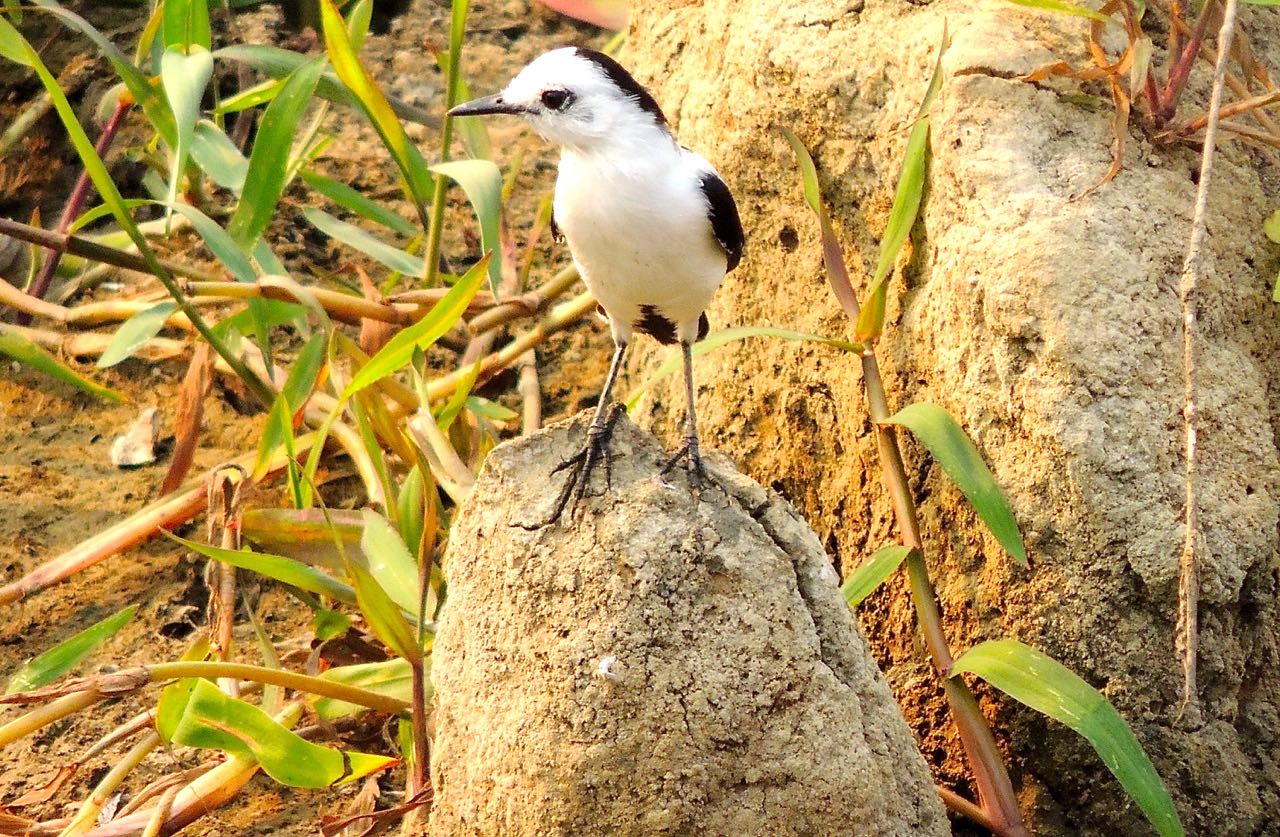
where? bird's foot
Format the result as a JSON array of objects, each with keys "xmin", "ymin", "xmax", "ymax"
[
  {"xmin": 546, "ymin": 403, "xmax": 626, "ymax": 523},
  {"xmin": 658, "ymin": 436, "xmax": 715, "ymax": 489}
]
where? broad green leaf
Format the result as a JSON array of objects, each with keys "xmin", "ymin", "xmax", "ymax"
[
  {"xmin": 467, "ymin": 395, "xmax": 518, "ymax": 422},
  {"xmin": 0, "ymin": 324, "xmax": 125, "ymax": 402},
  {"xmin": 319, "ymin": 0, "xmax": 434, "ymax": 221},
  {"xmin": 162, "ymin": 0, "xmax": 211, "ymax": 51},
  {"xmin": 1005, "ymin": 0, "xmax": 1112, "ymax": 21},
  {"xmin": 190, "ymin": 120, "xmax": 250, "ymax": 193},
  {"xmin": 171, "ymin": 680, "xmax": 395, "ymax": 787},
  {"xmin": 312, "ymin": 607, "xmax": 351, "ymax": 641},
  {"xmin": 302, "ymin": 207, "xmax": 424, "ymax": 276},
  {"xmin": 430, "ymin": 159, "xmax": 503, "ymax": 292},
  {"xmin": 312, "ymin": 657, "xmax": 416, "ymax": 720},
  {"xmin": 169, "ymin": 202, "xmax": 256, "ymax": 281},
  {"xmin": 301, "ymin": 169, "xmax": 416, "ymax": 236},
  {"xmin": 780, "ymin": 127, "xmax": 862, "ymax": 324},
  {"xmin": 167, "ymin": 533, "xmax": 357, "ymax": 604},
  {"xmin": 341, "ymin": 255, "xmax": 488, "ymax": 400},
  {"xmin": 241, "ymin": 507, "xmax": 364, "ymax": 572},
  {"xmin": 951, "ymin": 640, "xmax": 1183, "ymax": 837},
  {"xmin": 69, "ymin": 199, "xmax": 152, "ymax": 234},
  {"xmin": 159, "ymin": 53, "xmax": 215, "ymax": 212},
  {"xmin": 255, "ymin": 394, "xmax": 297, "ymax": 483},
  {"xmin": 155, "ymin": 637, "xmax": 212, "ymax": 742},
  {"xmin": 5, "ymin": 607, "xmax": 135, "ymax": 694},
  {"xmin": 841, "ymin": 546, "xmax": 915, "ymax": 608},
  {"xmin": 627, "ymin": 326, "xmax": 858, "ymax": 410},
  {"xmin": 396, "ymin": 464, "xmax": 426, "ymax": 560},
  {"xmin": 348, "ymin": 557, "xmax": 419, "ymax": 662},
  {"xmin": 345, "ymin": 0, "xmax": 373, "ymax": 51},
  {"xmin": 1264, "ymin": 209, "xmax": 1280, "ymax": 244},
  {"xmin": 436, "ymin": 358, "xmax": 483, "ymax": 432},
  {"xmin": 283, "ymin": 331, "xmax": 328, "ymax": 410},
  {"xmin": 359, "ymin": 510, "xmax": 420, "ymax": 616},
  {"xmin": 884, "ymin": 403, "xmax": 1026, "ymax": 563},
  {"xmin": 97, "ymin": 302, "xmax": 178, "ymax": 368},
  {"xmin": 227, "ymin": 58, "xmax": 325, "ymax": 247}
]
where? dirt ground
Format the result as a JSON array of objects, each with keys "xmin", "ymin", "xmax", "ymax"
[{"xmin": 0, "ymin": 1, "xmax": 613, "ymax": 832}]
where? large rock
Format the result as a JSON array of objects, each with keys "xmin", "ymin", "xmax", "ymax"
[
  {"xmin": 627, "ymin": 1, "xmax": 1280, "ymax": 834},
  {"xmin": 428, "ymin": 413, "xmax": 948, "ymax": 836}
]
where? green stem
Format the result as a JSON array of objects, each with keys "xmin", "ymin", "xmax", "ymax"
[
  {"xmin": 146, "ymin": 661, "xmax": 410, "ymax": 714},
  {"xmin": 422, "ymin": 0, "xmax": 470, "ymax": 287}
]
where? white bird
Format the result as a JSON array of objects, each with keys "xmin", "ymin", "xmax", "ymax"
[{"xmin": 450, "ymin": 47, "xmax": 744, "ymax": 517}]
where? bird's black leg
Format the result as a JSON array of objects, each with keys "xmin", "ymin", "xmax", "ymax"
[
  {"xmin": 548, "ymin": 340, "xmax": 629, "ymax": 521},
  {"xmin": 659, "ymin": 339, "xmax": 709, "ymax": 482}
]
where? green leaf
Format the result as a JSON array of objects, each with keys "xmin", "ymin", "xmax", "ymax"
[
  {"xmin": 0, "ymin": 324, "xmax": 125, "ymax": 402},
  {"xmin": 1264, "ymin": 209, "xmax": 1280, "ymax": 244},
  {"xmin": 169, "ymin": 202, "xmax": 257, "ymax": 282},
  {"xmin": 155, "ymin": 637, "xmax": 211, "ymax": 742},
  {"xmin": 5, "ymin": 607, "xmax": 135, "ymax": 694},
  {"xmin": 884, "ymin": 403, "xmax": 1026, "ymax": 563},
  {"xmin": 1005, "ymin": 0, "xmax": 1113, "ymax": 21},
  {"xmin": 951, "ymin": 640, "xmax": 1183, "ymax": 837},
  {"xmin": 190, "ymin": 120, "xmax": 250, "ymax": 193},
  {"xmin": 319, "ymin": 0, "xmax": 434, "ymax": 224},
  {"xmin": 97, "ymin": 302, "xmax": 178, "ymax": 368},
  {"xmin": 430, "ymin": 159, "xmax": 503, "ymax": 292},
  {"xmin": 780, "ymin": 127, "xmax": 862, "ymax": 324},
  {"xmin": 626, "ymin": 326, "xmax": 858, "ymax": 410},
  {"xmin": 345, "ymin": 0, "xmax": 373, "ymax": 51},
  {"xmin": 302, "ymin": 206, "xmax": 424, "ymax": 276},
  {"xmin": 312, "ymin": 657, "xmax": 416, "ymax": 720},
  {"xmin": 340, "ymin": 255, "xmax": 488, "ymax": 400},
  {"xmin": 841, "ymin": 546, "xmax": 915, "ymax": 608},
  {"xmin": 227, "ymin": 58, "xmax": 325, "ymax": 247},
  {"xmin": 240, "ymin": 507, "xmax": 364, "ymax": 572},
  {"xmin": 348, "ymin": 557, "xmax": 419, "ymax": 662},
  {"xmin": 162, "ymin": 0, "xmax": 211, "ymax": 51},
  {"xmin": 159, "ymin": 47, "xmax": 214, "ymax": 215},
  {"xmin": 167, "ymin": 533, "xmax": 357, "ymax": 604},
  {"xmin": 301, "ymin": 169, "xmax": 415, "ymax": 236},
  {"xmin": 396, "ymin": 464, "xmax": 426, "ymax": 563},
  {"xmin": 359, "ymin": 510, "xmax": 420, "ymax": 616},
  {"xmin": 171, "ymin": 680, "xmax": 395, "ymax": 787}
]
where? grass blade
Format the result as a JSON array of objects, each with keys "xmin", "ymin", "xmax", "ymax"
[
  {"xmin": 341, "ymin": 255, "xmax": 488, "ymax": 400},
  {"xmin": 97, "ymin": 302, "xmax": 178, "ymax": 368},
  {"xmin": 171, "ymin": 680, "xmax": 395, "ymax": 787},
  {"xmin": 885, "ymin": 402, "xmax": 1026, "ymax": 563},
  {"xmin": 161, "ymin": 0, "xmax": 211, "ymax": 50},
  {"xmin": 5, "ymin": 606, "xmax": 136, "ymax": 694},
  {"xmin": 158, "ymin": 47, "xmax": 214, "ymax": 219},
  {"xmin": 430, "ymin": 159, "xmax": 503, "ymax": 292},
  {"xmin": 302, "ymin": 206, "xmax": 424, "ymax": 276},
  {"xmin": 359, "ymin": 510, "xmax": 421, "ymax": 618},
  {"xmin": 167, "ymin": 533, "xmax": 357, "ymax": 604},
  {"xmin": 0, "ymin": 324, "xmax": 125, "ymax": 402},
  {"xmin": 312, "ymin": 658, "xmax": 415, "ymax": 721},
  {"xmin": 301, "ymin": 169, "xmax": 415, "ymax": 236},
  {"xmin": 227, "ymin": 58, "xmax": 325, "ymax": 247},
  {"xmin": 951, "ymin": 639, "xmax": 1184, "ymax": 837},
  {"xmin": 842, "ymin": 546, "xmax": 915, "ymax": 608},
  {"xmin": 191, "ymin": 120, "xmax": 250, "ymax": 193}
]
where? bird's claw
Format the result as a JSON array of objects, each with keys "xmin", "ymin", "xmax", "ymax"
[
  {"xmin": 658, "ymin": 436, "xmax": 712, "ymax": 486},
  {"xmin": 546, "ymin": 403, "xmax": 626, "ymax": 524}
]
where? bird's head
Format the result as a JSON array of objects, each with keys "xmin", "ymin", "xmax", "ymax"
[{"xmin": 448, "ymin": 47, "xmax": 670, "ymax": 154}]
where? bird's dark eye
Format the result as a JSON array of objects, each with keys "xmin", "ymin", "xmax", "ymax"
[{"xmin": 540, "ymin": 88, "xmax": 572, "ymax": 111}]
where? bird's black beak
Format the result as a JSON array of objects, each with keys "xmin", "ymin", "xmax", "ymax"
[{"xmin": 448, "ymin": 94, "xmax": 527, "ymax": 117}]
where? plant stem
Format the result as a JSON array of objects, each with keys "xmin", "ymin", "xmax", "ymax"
[
  {"xmin": 1158, "ymin": 0, "xmax": 1220, "ymax": 123},
  {"xmin": 0, "ymin": 691, "xmax": 103, "ymax": 748},
  {"xmin": 22, "ymin": 97, "xmax": 132, "ymax": 318},
  {"xmin": 0, "ymin": 217, "xmax": 221, "ymax": 285},
  {"xmin": 1175, "ymin": 0, "xmax": 1238, "ymax": 729},
  {"xmin": 421, "ymin": 0, "xmax": 469, "ymax": 288},
  {"xmin": 60, "ymin": 730, "xmax": 161, "ymax": 837},
  {"xmin": 145, "ymin": 662, "xmax": 409, "ymax": 713},
  {"xmin": 861, "ymin": 349, "xmax": 1027, "ymax": 836}
]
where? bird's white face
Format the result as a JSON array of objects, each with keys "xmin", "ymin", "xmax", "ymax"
[{"xmin": 450, "ymin": 47, "xmax": 669, "ymax": 154}]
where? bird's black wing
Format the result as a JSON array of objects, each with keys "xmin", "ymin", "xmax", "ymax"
[{"xmin": 698, "ymin": 171, "xmax": 744, "ymax": 272}]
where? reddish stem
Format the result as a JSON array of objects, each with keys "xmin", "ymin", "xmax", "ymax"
[
  {"xmin": 20, "ymin": 97, "xmax": 132, "ymax": 320},
  {"xmin": 1159, "ymin": 0, "xmax": 1220, "ymax": 124}
]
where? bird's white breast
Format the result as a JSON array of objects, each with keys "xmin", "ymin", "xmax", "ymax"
[{"xmin": 554, "ymin": 145, "xmax": 727, "ymax": 344}]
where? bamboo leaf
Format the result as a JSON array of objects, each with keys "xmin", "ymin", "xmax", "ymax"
[
  {"xmin": 97, "ymin": 302, "xmax": 179, "ymax": 368},
  {"xmin": 347, "ymin": 558, "xmax": 419, "ymax": 662},
  {"xmin": 227, "ymin": 58, "xmax": 325, "ymax": 247},
  {"xmin": 161, "ymin": 0, "xmax": 211, "ymax": 51},
  {"xmin": 167, "ymin": 533, "xmax": 357, "ymax": 604},
  {"xmin": 318, "ymin": 0, "xmax": 434, "ymax": 222},
  {"xmin": 301, "ymin": 169, "xmax": 415, "ymax": 236},
  {"xmin": 341, "ymin": 255, "xmax": 488, "ymax": 400},
  {"xmin": 312, "ymin": 658, "xmax": 416, "ymax": 721},
  {"xmin": 1005, "ymin": 0, "xmax": 1113, "ymax": 21},
  {"xmin": 430, "ymin": 159, "xmax": 503, "ymax": 292},
  {"xmin": 359, "ymin": 510, "xmax": 420, "ymax": 616},
  {"xmin": 885, "ymin": 403, "xmax": 1026, "ymax": 563},
  {"xmin": 241, "ymin": 507, "xmax": 364, "ymax": 572},
  {"xmin": 842, "ymin": 546, "xmax": 915, "ymax": 608},
  {"xmin": 171, "ymin": 680, "xmax": 395, "ymax": 787},
  {"xmin": 302, "ymin": 207, "xmax": 424, "ymax": 276},
  {"xmin": 951, "ymin": 640, "xmax": 1183, "ymax": 837},
  {"xmin": 5, "ymin": 607, "xmax": 135, "ymax": 694},
  {"xmin": 190, "ymin": 120, "xmax": 250, "ymax": 193},
  {"xmin": 0, "ymin": 324, "xmax": 125, "ymax": 402}
]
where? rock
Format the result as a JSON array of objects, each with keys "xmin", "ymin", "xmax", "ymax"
[
  {"xmin": 626, "ymin": 1, "xmax": 1280, "ymax": 833},
  {"xmin": 428, "ymin": 413, "xmax": 948, "ymax": 836}
]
